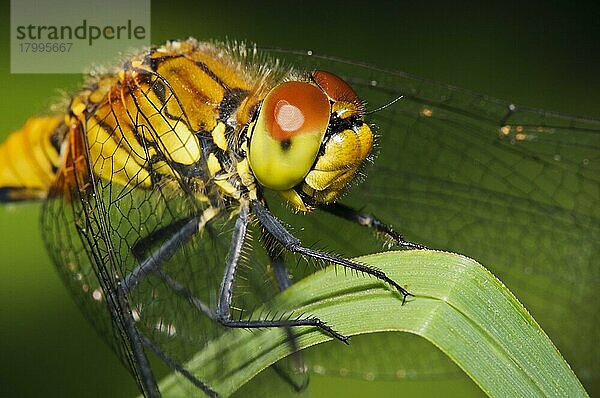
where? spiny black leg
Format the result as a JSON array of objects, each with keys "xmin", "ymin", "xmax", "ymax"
[
  {"xmin": 319, "ymin": 202, "xmax": 426, "ymax": 250},
  {"xmin": 263, "ymin": 229, "xmax": 310, "ymax": 392},
  {"xmin": 115, "ymin": 284, "xmax": 161, "ymax": 398},
  {"xmin": 265, "ymin": 239, "xmax": 293, "ymax": 291},
  {"xmin": 218, "ymin": 313, "xmax": 349, "ymax": 344},
  {"xmin": 123, "ymin": 216, "xmax": 201, "ymax": 292},
  {"xmin": 155, "ymin": 269, "xmax": 214, "ymax": 319},
  {"xmin": 128, "ymin": 217, "xmax": 214, "ymax": 318},
  {"xmin": 253, "ymin": 200, "xmax": 414, "ymax": 304},
  {"xmin": 216, "ymin": 202, "xmax": 249, "ymax": 322},
  {"xmin": 131, "ymin": 217, "xmax": 196, "ymax": 261},
  {"xmin": 215, "ymin": 201, "xmax": 349, "ymax": 343},
  {"xmin": 270, "ymin": 361, "xmax": 309, "ymax": 393},
  {"xmin": 140, "ymin": 334, "xmax": 219, "ymax": 398}
]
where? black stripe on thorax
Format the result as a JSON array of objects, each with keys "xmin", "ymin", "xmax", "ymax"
[
  {"xmin": 218, "ymin": 88, "xmax": 248, "ymax": 121},
  {"xmin": 144, "ymin": 49, "xmax": 238, "ymax": 94}
]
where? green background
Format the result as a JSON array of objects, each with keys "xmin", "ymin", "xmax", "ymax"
[{"xmin": 1, "ymin": 1, "xmax": 598, "ymax": 397}]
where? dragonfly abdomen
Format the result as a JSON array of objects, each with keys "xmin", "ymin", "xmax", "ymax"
[{"xmin": 0, "ymin": 115, "xmax": 66, "ymax": 201}]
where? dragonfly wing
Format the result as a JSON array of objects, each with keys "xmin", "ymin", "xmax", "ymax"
[
  {"xmin": 42, "ymin": 168, "xmax": 157, "ymax": 394},
  {"xmin": 40, "ymin": 118, "xmax": 239, "ymax": 396}
]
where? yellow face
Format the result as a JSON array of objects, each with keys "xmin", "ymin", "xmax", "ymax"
[{"xmin": 247, "ymin": 70, "xmax": 373, "ymax": 211}]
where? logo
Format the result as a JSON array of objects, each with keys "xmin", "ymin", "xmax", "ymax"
[{"xmin": 11, "ymin": 0, "xmax": 151, "ymax": 73}]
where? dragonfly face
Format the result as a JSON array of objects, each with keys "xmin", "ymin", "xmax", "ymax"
[{"xmin": 247, "ymin": 69, "xmax": 373, "ymax": 210}]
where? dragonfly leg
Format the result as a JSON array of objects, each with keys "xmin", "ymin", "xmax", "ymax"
[
  {"xmin": 139, "ymin": 333, "xmax": 219, "ymax": 398},
  {"xmin": 253, "ymin": 200, "xmax": 414, "ymax": 304},
  {"xmin": 122, "ymin": 216, "xmax": 201, "ymax": 292},
  {"xmin": 128, "ymin": 216, "xmax": 216, "ymax": 318},
  {"xmin": 319, "ymin": 202, "xmax": 427, "ymax": 249},
  {"xmin": 154, "ymin": 268, "xmax": 214, "ymax": 319},
  {"xmin": 263, "ymin": 230, "xmax": 310, "ymax": 392},
  {"xmin": 130, "ymin": 217, "xmax": 197, "ymax": 262},
  {"xmin": 216, "ymin": 201, "xmax": 349, "ymax": 343},
  {"xmin": 267, "ymin": 241, "xmax": 293, "ymax": 291}
]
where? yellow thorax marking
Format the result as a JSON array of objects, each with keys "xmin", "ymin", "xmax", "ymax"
[
  {"xmin": 215, "ymin": 179, "xmax": 240, "ymax": 199},
  {"xmin": 198, "ymin": 206, "xmax": 220, "ymax": 232},
  {"xmin": 211, "ymin": 122, "xmax": 228, "ymax": 151},
  {"xmin": 235, "ymin": 158, "xmax": 254, "ymax": 188},
  {"xmin": 207, "ymin": 153, "xmax": 222, "ymax": 177}
]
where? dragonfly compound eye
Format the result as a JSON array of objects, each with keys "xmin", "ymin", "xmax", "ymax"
[
  {"xmin": 248, "ymin": 81, "xmax": 330, "ymax": 191},
  {"xmin": 311, "ymin": 70, "xmax": 361, "ymax": 118}
]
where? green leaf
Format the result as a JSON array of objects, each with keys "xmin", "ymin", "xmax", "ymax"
[{"xmin": 156, "ymin": 251, "xmax": 587, "ymax": 397}]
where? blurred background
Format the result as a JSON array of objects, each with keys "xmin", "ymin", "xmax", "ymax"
[{"xmin": 1, "ymin": 1, "xmax": 598, "ymax": 397}]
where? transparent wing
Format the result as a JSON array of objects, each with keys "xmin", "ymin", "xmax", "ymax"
[
  {"xmin": 40, "ymin": 94, "xmax": 254, "ymax": 396},
  {"xmin": 258, "ymin": 49, "xmax": 599, "ymax": 390},
  {"xmin": 42, "ymin": 161, "xmax": 162, "ymax": 395}
]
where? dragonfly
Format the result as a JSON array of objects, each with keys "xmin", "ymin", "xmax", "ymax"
[
  {"xmin": 0, "ymin": 38, "xmax": 425, "ymax": 397},
  {"xmin": 1, "ymin": 38, "xmax": 598, "ymax": 396}
]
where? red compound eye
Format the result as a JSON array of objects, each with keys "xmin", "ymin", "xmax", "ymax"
[
  {"xmin": 311, "ymin": 70, "xmax": 359, "ymax": 104},
  {"xmin": 262, "ymin": 81, "xmax": 330, "ymax": 141}
]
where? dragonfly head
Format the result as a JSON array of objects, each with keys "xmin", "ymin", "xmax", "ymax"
[{"xmin": 247, "ymin": 70, "xmax": 373, "ymax": 211}]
